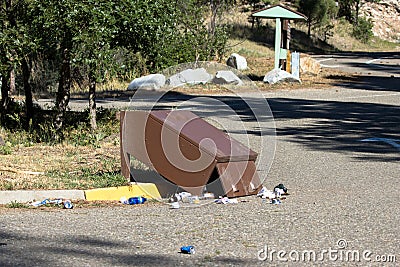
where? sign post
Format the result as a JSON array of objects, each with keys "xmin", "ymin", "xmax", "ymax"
[{"xmin": 252, "ymin": 4, "xmax": 307, "ymax": 71}]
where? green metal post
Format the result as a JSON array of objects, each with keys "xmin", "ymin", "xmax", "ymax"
[{"xmin": 274, "ymin": 18, "xmax": 282, "ymax": 69}]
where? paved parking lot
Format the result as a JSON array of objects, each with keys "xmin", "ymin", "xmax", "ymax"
[{"xmin": 1, "ymin": 56, "xmax": 399, "ymax": 266}]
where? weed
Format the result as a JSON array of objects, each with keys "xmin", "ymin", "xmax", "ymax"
[
  {"xmin": 203, "ymin": 255, "xmax": 214, "ymax": 262},
  {"xmin": 5, "ymin": 201, "xmax": 29, "ymax": 209},
  {"xmin": 0, "ymin": 143, "xmax": 12, "ymax": 155}
]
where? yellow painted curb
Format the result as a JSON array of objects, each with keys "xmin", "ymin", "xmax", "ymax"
[{"xmin": 84, "ymin": 183, "xmax": 161, "ymax": 201}]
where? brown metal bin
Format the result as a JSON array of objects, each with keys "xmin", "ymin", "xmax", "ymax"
[{"xmin": 120, "ymin": 110, "xmax": 262, "ymax": 197}]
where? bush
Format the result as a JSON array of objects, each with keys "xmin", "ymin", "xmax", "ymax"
[{"xmin": 353, "ymin": 17, "xmax": 374, "ymax": 43}]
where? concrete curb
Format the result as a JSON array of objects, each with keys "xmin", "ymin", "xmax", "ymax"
[{"xmin": 0, "ymin": 190, "xmax": 85, "ymax": 205}]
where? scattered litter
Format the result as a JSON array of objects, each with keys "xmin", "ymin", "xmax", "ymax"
[
  {"xmin": 257, "ymin": 184, "xmax": 289, "ymax": 204},
  {"xmin": 214, "ymin": 197, "xmax": 238, "ymax": 204},
  {"xmin": 31, "ymin": 199, "xmax": 50, "ymax": 207},
  {"xmin": 170, "ymin": 202, "xmax": 180, "ymax": 209},
  {"xmin": 119, "ymin": 196, "xmax": 147, "ymax": 205},
  {"xmin": 120, "ymin": 197, "xmax": 129, "ymax": 204},
  {"xmin": 257, "ymin": 187, "xmax": 276, "ymax": 199},
  {"xmin": 180, "ymin": 245, "xmax": 195, "ymax": 254},
  {"xmin": 30, "ymin": 198, "xmax": 72, "ymax": 208},
  {"xmin": 63, "ymin": 200, "xmax": 73, "ymax": 209},
  {"xmin": 201, "ymin": 192, "xmax": 215, "ymax": 200},
  {"xmin": 274, "ymin": 183, "xmax": 288, "ymax": 194},
  {"xmin": 188, "ymin": 196, "xmax": 200, "ymax": 204},
  {"xmin": 270, "ymin": 199, "xmax": 282, "ymax": 205},
  {"xmin": 175, "ymin": 192, "xmax": 192, "ymax": 203},
  {"xmin": 128, "ymin": 196, "xmax": 147, "ymax": 205},
  {"xmin": 274, "ymin": 188, "xmax": 283, "ymax": 198}
]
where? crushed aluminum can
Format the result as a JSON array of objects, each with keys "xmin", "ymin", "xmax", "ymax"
[
  {"xmin": 270, "ymin": 199, "xmax": 281, "ymax": 205},
  {"xmin": 214, "ymin": 197, "xmax": 238, "ymax": 204},
  {"xmin": 120, "ymin": 197, "xmax": 129, "ymax": 204},
  {"xmin": 274, "ymin": 183, "xmax": 288, "ymax": 194},
  {"xmin": 257, "ymin": 186, "xmax": 267, "ymax": 197},
  {"xmin": 180, "ymin": 245, "xmax": 195, "ymax": 254},
  {"xmin": 274, "ymin": 188, "xmax": 282, "ymax": 199},
  {"xmin": 171, "ymin": 202, "xmax": 180, "ymax": 209},
  {"xmin": 201, "ymin": 192, "xmax": 215, "ymax": 200},
  {"xmin": 188, "ymin": 196, "xmax": 200, "ymax": 204},
  {"xmin": 63, "ymin": 200, "xmax": 73, "ymax": 209}
]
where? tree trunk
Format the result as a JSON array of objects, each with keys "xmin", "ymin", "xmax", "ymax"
[
  {"xmin": 1, "ymin": 72, "xmax": 11, "ymax": 115},
  {"xmin": 88, "ymin": 70, "xmax": 97, "ymax": 131},
  {"xmin": 54, "ymin": 35, "xmax": 72, "ymax": 137},
  {"xmin": 209, "ymin": 0, "xmax": 218, "ymax": 36},
  {"xmin": 308, "ymin": 20, "xmax": 311, "ymax": 37},
  {"xmin": 6, "ymin": 0, "xmax": 16, "ymax": 96},
  {"xmin": 9, "ymin": 69, "xmax": 16, "ymax": 95},
  {"xmin": 354, "ymin": 0, "xmax": 360, "ymax": 25},
  {"xmin": 22, "ymin": 58, "xmax": 33, "ymax": 129}
]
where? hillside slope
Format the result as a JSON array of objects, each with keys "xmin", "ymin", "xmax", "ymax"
[{"xmin": 360, "ymin": 0, "xmax": 399, "ymax": 42}]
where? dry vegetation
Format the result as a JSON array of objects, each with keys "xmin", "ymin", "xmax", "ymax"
[{"xmin": 0, "ymin": 135, "xmax": 124, "ymax": 190}]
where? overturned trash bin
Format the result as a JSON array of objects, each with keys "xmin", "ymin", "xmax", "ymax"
[{"xmin": 120, "ymin": 110, "xmax": 262, "ymax": 198}]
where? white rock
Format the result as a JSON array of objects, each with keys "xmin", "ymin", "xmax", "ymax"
[
  {"xmin": 263, "ymin": 68, "xmax": 301, "ymax": 84},
  {"xmin": 226, "ymin": 53, "xmax": 248, "ymax": 70},
  {"xmin": 127, "ymin": 74, "xmax": 166, "ymax": 91},
  {"xmin": 167, "ymin": 68, "xmax": 213, "ymax": 87},
  {"xmin": 212, "ymin": 70, "xmax": 243, "ymax": 85}
]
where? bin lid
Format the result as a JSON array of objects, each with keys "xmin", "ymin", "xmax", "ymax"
[{"xmin": 149, "ymin": 110, "xmax": 257, "ymax": 162}]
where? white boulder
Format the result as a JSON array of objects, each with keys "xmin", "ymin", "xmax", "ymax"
[
  {"xmin": 127, "ymin": 74, "xmax": 166, "ymax": 91},
  {"xmin": 167, "ymin": 68, "xmax": 213, "ymax": 87},
  {"xmin": 226, "ymin": 53, "xmax": 248, "ymax": 70},
  {"xmin": 263, "ymin": 69, "xmax": 301, "ymax": 84},
  {"xmin": 212, "ymin": 70, "xmax": 243, "ymax": 85}
]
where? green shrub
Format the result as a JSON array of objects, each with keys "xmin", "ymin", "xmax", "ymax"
[
  {"xmin": 0, "ymin": 142, "xmax": 12, "ymax": 155},
  {"xmin": 353, "ymin": 17, "xmax": 374, "ymax": 43}
]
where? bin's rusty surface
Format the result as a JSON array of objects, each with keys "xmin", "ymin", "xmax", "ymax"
[{"xmin": 120, "ymin": 110, "xmax": 262, "ymax": 197}]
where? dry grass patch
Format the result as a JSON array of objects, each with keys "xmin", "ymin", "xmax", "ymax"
[{"xmin": 0, "ymin": 136, "xmax": 128, "ymax": 190}]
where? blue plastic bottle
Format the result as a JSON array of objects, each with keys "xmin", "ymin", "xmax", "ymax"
[
  {"xmin": 180, "ymin": 246, "xmax": 195, "ymax": 254},
  {"xmin": 128, "ymin": 196, "xmax": 147, "ymax": 205}
]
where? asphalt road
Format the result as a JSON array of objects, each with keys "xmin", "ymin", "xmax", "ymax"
[
  {"xmin": 1, "ymin": 54, "xmax": 399, "ymax": 266},
  {"xmin": 312, "ymin": 51, "xmax": 400, "ymax": 77}
]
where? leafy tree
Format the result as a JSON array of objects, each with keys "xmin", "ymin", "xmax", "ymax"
[
  {"xmin": 353, "ymin": 16, "xmax": 374, "ymax": 43},
  {"xmin": 0, "ymin": 0, "xmax": 19, "ymax": 114},
  {"xmin": 296, "ymin": 0, "xmax": 337, "ymax": 37},
  {"xmin": 71, "ymin": 1, "xmax": 119, "ymax": 130},
  {"xmin": 338, "ymin": 0, "xmax": 381, "ymax": 24},
  {"xmin": 1, "ymin": 0, "xmax": 37, "ymax": 126},
  {"xmin": 196, "ymin": 0, "xmax": 235, "ymax": 57},
  {"xmin": 115, "ymin": 0, "xmax": 230, "ymax": 71},
  {"xmin": 30, "ymin": 0, "xmax": 79, "ymax": 135},
  {"xmin": 2, "ymin": 0, "xmax": 232, "ymax": 137}
]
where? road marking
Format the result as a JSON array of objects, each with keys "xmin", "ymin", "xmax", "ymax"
[
  {"xmin": 316, "ymin": 57, "xmax": 399, "ymax": 71},
  {"xmin": 360, "ymin": 138, "xmax": 400, "ymax": 151},
  {"xmin": 365, "ymin": 57, "xmax": 399, "ymax": 71},
  {"xmin": 316, "ymin": 58, "xmax": 341, "ymax": 68},
  {"xmin": 317, "ymin": 59, "xmax": 333, "ymax": 63},
  {"xmin": 366, "ymin": 58, "xmax": 380, "ymax": 64}
]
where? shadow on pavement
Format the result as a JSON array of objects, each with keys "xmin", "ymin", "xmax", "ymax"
[
  {"xmin": 268, "ymin": 98, "xmax": 400, "ymax": 161},
  {"xmin": 327, "ymin": 75, "xmax": 400, "ymax": 92},
  {"xmin": 131, "ymin": 92, "xmax": 399, "ymax": 162},
  {"xmin": 0, "ymin": 231, "xmax": 257, "ymax": 266}
]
